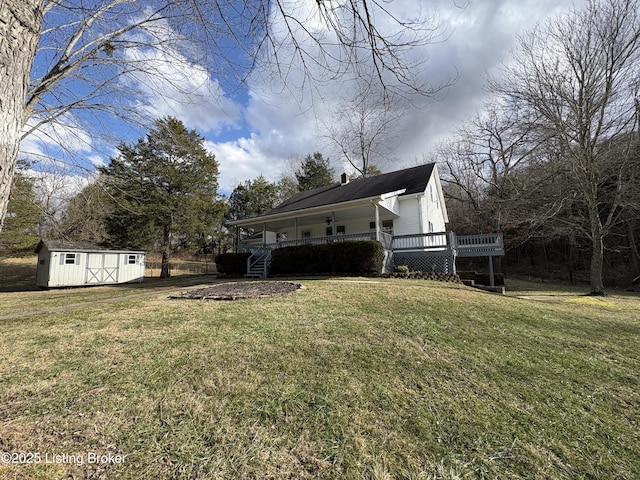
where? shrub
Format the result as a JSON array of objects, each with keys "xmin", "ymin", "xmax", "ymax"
[
  {"xmin": 214, "ymin": 253, "xmax": 250, "ymax": 275},
  {"xmin": 270, "ymin": 240, "xmax": 385, "ymax": 275}
]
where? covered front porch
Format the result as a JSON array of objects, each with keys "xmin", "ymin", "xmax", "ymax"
[
  {"xmin": 234, "ymin": 195, "xmax": 401, "ymax": 253},
  {"xmin": 241, "ymin": 230, "xmax": 504, "ymax": 284}
]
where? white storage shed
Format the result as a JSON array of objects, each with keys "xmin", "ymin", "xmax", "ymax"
[{"xmin": 35, "ymin": 240, "xmax": 146, "ymax": 288}]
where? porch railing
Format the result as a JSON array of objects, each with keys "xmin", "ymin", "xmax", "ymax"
[
  {"xmin": 455, "ymin": 233, "xmax": 504, "ymax": 257},
  {"xmin": 246, "ymin": 245, "xmax": 272, "ymax": 278},
  {"xmin": 259, "ymin": 232, "xmax": 378, "ymax": 250},
  {"xmin": 391, "ymin": 232, "xmax": 454, "ymax": 252},
  {"xmin": 242, "ymin": 231, "xmax": 503, "ymax": 259}
]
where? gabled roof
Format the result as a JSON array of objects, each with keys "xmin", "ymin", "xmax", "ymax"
[
  {"xmin": 266, "ymin": 163, "xmax": 436, "ymax": 216},
  {"xmin": 35, "ymin": 239, "xmax": 145, "ymax": 254}
]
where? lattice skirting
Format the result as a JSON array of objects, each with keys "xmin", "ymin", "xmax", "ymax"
[{"xmin": 393, "ymin": 252, "xmax": 456, "ymax": 274}]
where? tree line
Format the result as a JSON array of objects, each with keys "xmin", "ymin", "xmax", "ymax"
[
  {"xmin": 1, "ymin": 0, "xmax": 440, "ymax": 239},
  {"xmin": 2, "ymin": 0, "xmax": 639, "ymax": 293},
  {"xmin": 0, "ymin": 117, "xmax": 339, "ymax": 278},
  {"xmin": 434, "ymin": 0, "xmax": 640, "ymax": 294}
]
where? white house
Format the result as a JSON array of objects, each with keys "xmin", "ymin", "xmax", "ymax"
[
  {"xmin": 230, "ymin": 163, "xmax": 503, "ymax": 279},
  {"xmin": 35, "ymin": 240, "xmax": 146, "ymax": 288},
  {"xmin": 233, "ymin": 163, "xmax": 448, "ymax": 244}
]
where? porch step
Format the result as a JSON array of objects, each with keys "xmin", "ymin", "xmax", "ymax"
[{"xmin": 245, "ymin": 259, "xmax": 267, "ymax": 278}]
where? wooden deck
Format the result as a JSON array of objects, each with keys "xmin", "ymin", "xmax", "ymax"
[{"xmin": 244, "ymin": 231, "xmax": 504, "ymax": 278}]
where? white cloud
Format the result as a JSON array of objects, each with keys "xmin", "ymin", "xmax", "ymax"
[
  {"xmin": 201, "ymin": 0, "xmax": 588, "ymax": 189},
  {"xmin": 20, "ymin": 0, "xmax": 588, "ymax": 201},
  {"xmin": 21, "ymin": 114, "xmax": 93, "ymax": 157},
  {"xmin": 121, "ymin": 36, "xmax": 242, "ymax": 135},
  {"xmin": 19, "ymin": 114, "xmax": 96, "ymax": 180}
]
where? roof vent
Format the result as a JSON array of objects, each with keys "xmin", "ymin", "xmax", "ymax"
[{"xmin": 341, "ymin": 173, "xmax": 350, "ymax": 185}]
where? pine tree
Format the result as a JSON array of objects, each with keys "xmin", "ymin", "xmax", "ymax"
[
  {"xmin": 295, "ymin": 153, "xmax": 335, "ymax": 191},
  {"xmin": 101, "ymin": 117, "xmax": 226, "ymax": 277},
  {"xmin": 0, "ymin": 165, "xmax": 43, "ymax": 256}
]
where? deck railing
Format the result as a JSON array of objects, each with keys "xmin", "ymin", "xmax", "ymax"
[
  {"xmin": 243, "ymin": 231, "xmax": 503, "ymax": 258},
  {"xmin": 455, "ymin": 233, "xmax": 504, "ymax": 257},
  {"xmin": 244, "ymin": 231, "xmax": 394, "ymax": 252},
  {"xmin": 273, "ymin": 232, "xmax": 377, "ymax": 249},
  {"xmin": 391, "ymin": 232, "xmax": 454, "ymax": 252}
]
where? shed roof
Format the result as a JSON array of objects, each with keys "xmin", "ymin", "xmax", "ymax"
[
  {"xmin": 35, "ymin": 239, "xmax": 145, "ymax": 254},
  {"xmin": 266, "ymin": 163, "xmax": 436, "ymax": 216}
]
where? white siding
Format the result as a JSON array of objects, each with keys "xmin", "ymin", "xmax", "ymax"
[
  {"xmin": 118, "ymin": 253, "xmax": 146, "ymax": 283},
  {"xmin": 35, "ymin": 248, "xmax": 51, "ymax": 288},
  {"xmin": 264, "ymin": 166, "xmax": 449, "ymax": 242},
  {"xmin": 394, "ymin": 197, "xmax": 422, "ymax": 236},
  {"xmin": 37, "ymin": 249, "xmax": 145, "ymax": 288},
  {"xmin": 50, "ymin": 251, "xmax": 85, "ymax": 287},
  {"xmin": 425, "ymin": 175, "xmax": 447, "ymax": 232}
]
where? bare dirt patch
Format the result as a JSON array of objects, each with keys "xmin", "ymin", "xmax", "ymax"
[{"xmin": 171, "ymin": 281, "xmax": 304, "ymax": 300}]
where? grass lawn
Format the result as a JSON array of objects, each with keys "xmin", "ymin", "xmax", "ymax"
[{"xmin": 0, "ymin": 275, "xmax": 638, "ymax": 479}]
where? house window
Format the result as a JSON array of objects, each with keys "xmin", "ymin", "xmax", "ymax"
[
  {"xmin": 428, "ymin": 221, "xmax": 434, "ymax": 233},
  {"xmin": 302, "ymin": 231, "xmax": 312, "ymax": 239},
  {"xmin": 328, "ymin": 226, "xmax": 345, "ymax": 235},
  {"xmin": 370, "ymin": 221, "xmax": 393, "ymax": 234},
  {"xmin": 127, "ymin": 254, "xmax": 137, "ymax": 265},
  {"xmin": 65, "ymin": 253, "xmax": 77, "ymax": 265}
]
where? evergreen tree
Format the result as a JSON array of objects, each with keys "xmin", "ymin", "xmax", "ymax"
[
  {"xmin": 0, "ymin": 164, "xmax": 43, "ymax": 256},
  {"xmin": 351, "ymin": 165, "xmax": 382, "ymax": 179},
  {"xmin": 226, "ymin": 175, "xmax": 281, "ymax": 250},
  {"xmin": 101, "ymin": 117, "xmax": 226, "ymax": 277},
  {"xmin": 228, "ymin": 176, "xmax": 280, "ymax": 221},
  {"xmin": 295, "ymin": 153, "xmax": 335, "ymax": 191}
]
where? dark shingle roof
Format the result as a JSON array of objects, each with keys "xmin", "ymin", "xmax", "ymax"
[
  {"xmin": 35, "ymin": 239, "xmax": 145, "ymax": 253},
  {"xmin": 266, "ymin": 163, "xmax": 436, "ymax": 216}
]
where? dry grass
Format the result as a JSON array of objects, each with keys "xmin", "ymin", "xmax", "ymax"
[
  {"xmin": 0, "ymin": 257, "xmax": 38, "ymax": 292},
  {"xmin": 0, "ymin": 277, "xmax": 638, "ymax": 479}
]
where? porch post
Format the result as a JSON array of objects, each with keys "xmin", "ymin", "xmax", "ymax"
[
  {"xmin": 488, "ymin": 256, "xmax": 495, "ymax": 287},
  {"xmin": 294, "ymin": 218, "xmax": 298, "ymax": 245},
  {"xmin": 374, "ymin": 204, "xmax": 381, "ymax": 242},
  {"xmin": 262, "ymin": 223, "xmax": 267, "ymax": 245},
  {"xmin": 332, "ymin": 211, "xmax": 336, "ymax": 236},
  {"xmin": 236, "ymin": 226, "xmax": 241, "ymax": 252}
]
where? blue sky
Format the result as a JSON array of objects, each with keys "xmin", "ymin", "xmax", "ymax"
[{"xmin": 20, "ymin": 0, "xmax": 586, "ymax": 197}]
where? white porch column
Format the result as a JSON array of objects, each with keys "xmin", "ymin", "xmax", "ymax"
[
  {"xmin": 374, "ymin": 204, "xmax": 381, "ymax": 242},
  {"xmin": 294, "ymin": 218, "xmax": 298, "ymax": 244},
  {"xmin": 332, "ymin": 211, "xmax": 336, "ymax": 236},
  {"xmin": 262, "ymin": 223, "xmax": 267, "ymax": 245}
]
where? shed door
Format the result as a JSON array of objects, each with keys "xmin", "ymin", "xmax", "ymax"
[{"xmin": 86, "ymin": 253, "xmax": 120, "ymax": 284}]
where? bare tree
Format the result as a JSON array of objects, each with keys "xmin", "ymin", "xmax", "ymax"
[
  {"xmin": 0, "ymin": 0, "xmax": 447, "ymax": 233},
  {"xmin": 60, "ymin": 179, "xmax": 113, "ymax": 243},
  {"xmin": 438, "ymin": 100, "xmax": 561, "ymax": 237},
  {"xmin": 490, "ymin": 0, "xmax": 640, "ymax": 295},
  {"xmin": 322, "ymin": 81, "xmax": 405, "ymax": 177}
]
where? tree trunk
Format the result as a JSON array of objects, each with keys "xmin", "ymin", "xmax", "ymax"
[
  {"xmin": 160, "ymin": 223, "xmax": 171, "ymax": 278},
  {"xmin": 0, "ymin": 1, "xmax": 44, "ymax": 232},
  {"xmin": 629, "ymin": 220, "xmax": 640, "ymax": 275},
  {"xmin": 589, "ymin": 206, "xmax": 606, "ymax": 295}
]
